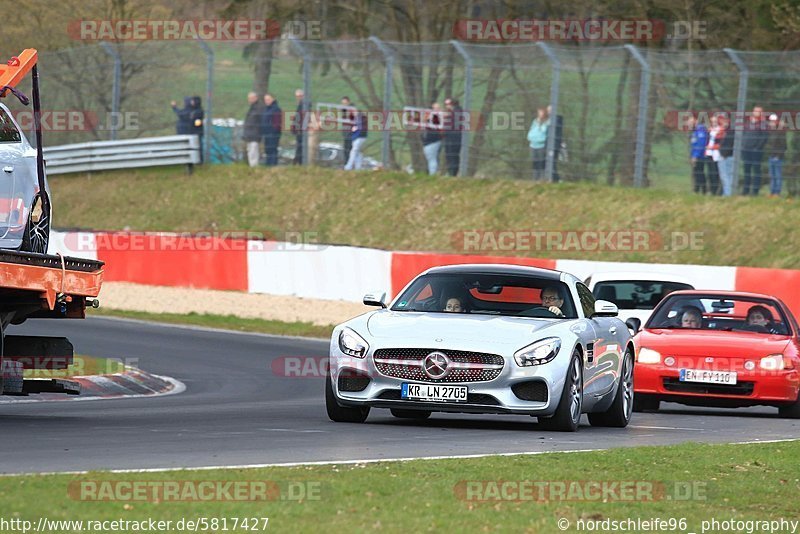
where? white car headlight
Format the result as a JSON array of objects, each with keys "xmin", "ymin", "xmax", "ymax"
[
  {"xmin": 638, "ymin": 347, "xmax": 662, "ymax": 364},
  {"xmin": 760, "ymin": 354, "xmax": 784, "ymax": 371},
  {"xmin": 514, "ymin": 337, "xmax": 561, "ymax": 367},
  {"xmin": 338, "ymin": 327, "xmax": 369, "ymax": 358}
]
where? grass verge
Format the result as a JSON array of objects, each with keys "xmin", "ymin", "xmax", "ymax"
[
  {"xmin": 0, "ymin": 441, "xmax": 797, "ymax": 532},
  {"xmin": 51, "ymin": 165, "xmax": 800, "ymax": 268},
  {"xmin": 92, "ymin": 309, "xmax": 333, "ymax": 339}
]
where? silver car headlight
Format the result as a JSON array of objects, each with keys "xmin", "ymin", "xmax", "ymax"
[
  {"xmin": 514, "ymin": 337, "xmax": 561, "ymax": 367},
  {"xmin": 338, "ymin": 327, "xmax": 369, "ymax": 358}
]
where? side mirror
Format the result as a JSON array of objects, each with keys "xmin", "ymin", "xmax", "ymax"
[
  {"xmin": 592, "ymin": 299, "xmax": 618, "ymax": 317},
  {"xmin": 363, "ymin": 292, "xmax": 387, "ymax": 308},
  {"xmin": 625, "ymin": 317, "xmax": 642, "ymax": 333}
]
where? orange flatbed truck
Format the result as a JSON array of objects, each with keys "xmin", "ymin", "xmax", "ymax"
[{"xmin": 0, "ymin": 49, "xmax": 104, "ymax": 396}]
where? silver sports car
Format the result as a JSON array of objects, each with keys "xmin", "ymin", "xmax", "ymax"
[
  {"xmin": 0, "ymin": 102, "xmax": 50, "ymax": 253},
  {"xmin": 326, "ymin": 264, "xmax": 636, "ymax": 431}
]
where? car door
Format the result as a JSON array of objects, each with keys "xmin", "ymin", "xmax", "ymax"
[
  {"xmin": 577, "ymin": 282, "xmax": 620, "ymax": 398},
  {"xmin": 0, "ymin": 106, "xmax": 24, "ymax": 239}
]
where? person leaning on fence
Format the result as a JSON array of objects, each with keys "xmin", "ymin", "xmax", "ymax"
[
  {"xmin": 422, "ymin": 102, "xmax": 443, "ymax": 175},
  {"xmin": 443, "ymin": 97, "xmax": 462, "ymax": 176},
  {"xmin": 742, "ymin": 106, "xmax": 769, "ymax": 196},
  {"xmin": 766, "ymin": 113, "xmax": 787, "ymax": 197},
  {"xmin": 261, "ymin": 93, "xmax": 282, "ymax": 166},
  {"xmin": 527, "ymin": 107, "xmax": 550, "ymax": 181},
  {"xmin": 243, "ymin": 92, "xmax": 264, "ymax": 167},
  {"xmin": 340, "ymin": 96, "xmax": 354, "ymax": 166},
  {"xmin": 344, "ymin": 107, "xmax": 368, "ymax": 171},
  {"xmin": 291, "ymin": 88, "xmax": 306, "ymax": 165},
  {"xmin": 546, "ymin": 105, "xmax": 564, "ymax": 183},
  {"xmin": 688, "ymin": 115, "xmax": 708, "ymax": 194},
  {"xmin": 715, "ymin": 115, "xmax": 735, "ymax": 197}
]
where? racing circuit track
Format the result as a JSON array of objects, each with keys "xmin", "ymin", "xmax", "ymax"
[{"xmin": 1, "ymin": 317, "xmax": 799, "ymax": 475}]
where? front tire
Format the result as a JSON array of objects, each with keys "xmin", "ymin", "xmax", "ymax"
[
  {"xmin": 538, "ymin": 351, "xmax": 582, "ymax": 432},
  {"xmin": 633, "ymin": 394, "xmax": 660, "ymax": 412},
  {"xmin": 778, "ymin": 394, "xmax": 800, "ymax": 419},
  {"xmin": 325, "ymin": 373, "xmax": 369, "ymax": 423},
  {"xmin": 588, "ymin": 349, "xmax": 634, "ymax": 428}
]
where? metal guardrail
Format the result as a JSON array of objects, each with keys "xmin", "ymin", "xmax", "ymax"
[{"xmin": 43, "ymin": 135, "xmax": 201, "ymax": 175}]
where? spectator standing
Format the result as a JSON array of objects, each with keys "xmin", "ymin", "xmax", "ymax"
[
  {"xmin": 688, "ymin": 115, "xmax": 708, "ymax": 194},
  {"xmin": 188, "ymin": 96, "xmax": 204, "ymax": 163},
  {"xmin": 243, "ymin": 92, "xmax": 264, "ymax": 167},
  {"xmin": 291, "ymin": 89, "xmax": 306, "ymax": 165},
  {"xmin": 527, "ymin": 107, "xmax": 550, "ymax": 181},
  {"xmin": 340, "ymin": 96, "xmax": 355, "ymax": 166},
  {"xmin": 704, "ymin": 115, "xmax": 721, "ymax": 195},
  {"xmin": 742, "ymin": 106, "xmax": 769, "ymax": 195},
  {"xmin": 716, "ymin": 115, "xmax": 735, "ymax": 197},
  {"xmin": 171, "ymin": 96, "xmax": 193, "ymax": 135},
  {"xmin": 344, "ymin": 106, "xmax": 368, "ymax": 170},
  {"xmin": 261, "ymin": 93, "xmax": 282, "ymax": 166},
  {"xmin": 546, "ymin": 105, "xmax": 564, "ymax": 182},
  {"xmin": 443, "ymin": 98, "xmax": 463, "ymax": 176},
  {"xmin": 766, "ymin": 113, "xmax": 787, "ymax": 197},
  {"xmin": 422, "ymin": 102, "xmax": 443, "ymax": 175}
]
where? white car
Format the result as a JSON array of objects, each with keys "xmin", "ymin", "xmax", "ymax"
[
  {"xmin": 326, "ymin": 264, "xmax": 635, "ymax": 432},
  {"xmin": 584, "ymin": 272, "xmax": 694, "ymax": 327},
  {"xmin": 0, "ymin": 102, "xmax": 50, "ymax": 253}
]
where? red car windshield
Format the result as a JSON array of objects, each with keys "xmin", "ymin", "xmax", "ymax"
[{"xmin": 647, "ymin": 295, "xmax": 792, "ymax": 336}]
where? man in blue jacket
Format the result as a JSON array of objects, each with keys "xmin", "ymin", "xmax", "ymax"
[
  {"xmin": 688, "ymin": 115, "xmax": 709, "ymax": 194},
  {"xmin": 261, "ymin": 93, "xmax": 282, "ymax": 166}
]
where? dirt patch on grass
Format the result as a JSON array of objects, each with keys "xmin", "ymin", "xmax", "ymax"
[{"xmin": 98, "ymin": 282, "xmax": 369, "ymax": 326}]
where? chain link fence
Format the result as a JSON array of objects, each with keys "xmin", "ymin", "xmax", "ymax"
[{"xmin": 19, "ymin": 39, "xmax": 800, "ymax": 194}]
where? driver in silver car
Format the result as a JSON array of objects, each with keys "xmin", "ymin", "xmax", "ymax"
[{"xmin": 541, "ymin": 286, "xmax": 565, "ymax": 317}]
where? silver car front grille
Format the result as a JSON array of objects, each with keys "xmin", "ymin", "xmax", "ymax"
[{"xmin": 373, "ymin": 348, "xmax": 504, "ymax": 383}]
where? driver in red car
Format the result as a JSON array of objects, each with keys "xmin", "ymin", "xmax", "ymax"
[
  {"xmin": 746, "ymin": 305, "xmax": 780, "ymax": 334},
  {"xmin": 680, "ymin": 306, "xmax": 703, "ymax": 328}
]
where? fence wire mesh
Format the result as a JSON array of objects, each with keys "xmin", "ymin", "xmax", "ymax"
[{"xmin": 21, "ymin": 39, "xmax": 799, "ymax": 194}]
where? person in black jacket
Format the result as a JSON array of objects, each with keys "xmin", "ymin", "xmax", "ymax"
[
  {"xmin": 443, "ymin": 97, "xmax": 463, "ymax": 176},
  {"xmin": 171, "ymin": 96, "xmax": 193, "ymax": 135},
  {"xmin": 262, "ymin": 93, "xmax": 282, "ymax": 166},
  {"xmin": 741, "ymin": 106, "xmax": 769, "ymax": 195},
  {"xmin": 243, "ymin": 92, "xmax": 264, "ymax": 167},
  {"xmin": 291, "ymin": 89, "xmax": 306, "ymax": 165},
  {"xmin": 547, "ymin": 105, "xmax": 564, "ymax": 182},
  {"xmin": 766, "ymin": 114, "xmax": 788, "ymax": 196}
]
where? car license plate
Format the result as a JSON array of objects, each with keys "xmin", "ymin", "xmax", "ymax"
[
  {"xmin": 401, "ymin": 383, "xmax": 468, "ymax": 403},
  {"xmin": 679, "ymin": 369, "xmax": 737, "ymax": 385}
]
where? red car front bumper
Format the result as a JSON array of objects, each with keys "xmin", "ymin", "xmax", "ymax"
[{"xmin": 635, "ymin": 361, "xmax": 800, "ymax": 406}]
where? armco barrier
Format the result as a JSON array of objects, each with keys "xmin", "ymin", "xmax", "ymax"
[{"xmin": 48, "ymin": 230, "xmax": 800, "ymax": 319}]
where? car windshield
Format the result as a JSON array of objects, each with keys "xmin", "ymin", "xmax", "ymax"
[
  {"xmin": 391, "ymin": 272, "xmax": 578, "ymax": 319},
  {"xmin": 592, "ymin": 280, "xmax": 693, "ymax": 310},
  {"xmin": 646, "ymin": 294, "xmax": 792, "ymax": 335}
]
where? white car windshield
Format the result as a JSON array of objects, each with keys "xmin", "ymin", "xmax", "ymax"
[
  {"xmin": 391, "ymin": 272, "xmax": 578, "ymax": 319},
  {"xmin": 593, "ymin": 280, "xmax": 693, "ymax": 310}
]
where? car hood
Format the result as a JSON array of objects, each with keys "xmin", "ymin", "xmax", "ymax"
[
  {"xmin": 637, "ymin": 328, "xmax": 791, "ymax": 357},
  {"xmin": 365, "ymin": 311, "xmax": 563, "ymax": 349}
]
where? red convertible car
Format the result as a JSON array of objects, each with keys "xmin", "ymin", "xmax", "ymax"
[{"xmin": 631, "ymin": 290, "xmax": 800, "ymax": 417}]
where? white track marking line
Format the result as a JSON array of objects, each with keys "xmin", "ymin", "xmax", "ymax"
[
  {"xmin": 1, "ymin": 448, "xmax": 599, "ymax": 477},
  {"xmin": 628, "ymin": 425, "xmax": 704, "ymax": 432}
]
